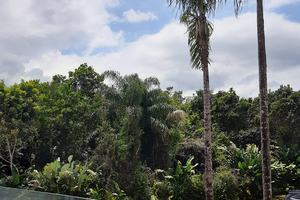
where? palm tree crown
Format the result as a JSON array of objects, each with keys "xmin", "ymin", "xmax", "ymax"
[{"xmin": 180, "ymin": 9, "xmax": 213, "ymax": 69}]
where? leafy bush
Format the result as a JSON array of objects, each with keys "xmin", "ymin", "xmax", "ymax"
[
  {"xmin": 152, "ymin": 180, "xmax": 172, "ymax": 200},
  {"xmin": 153, "ymin": 159, "xmax": 241, "ymax": 200},
  {"xmin": 268, "ymin": 143, "xmax": 300, "ymax": 194},
  {"xmin": 228, "ymin": 128, "xmax": 261, "ymax": 149},
  {"xmin": 280, "ymin": 144, "xmax": 300, "ymax": 166},
  {"xmin": 127, "ymin": 164, "xmax": 152, "ymax": 200},
  {"xmin": 28, "ymin": 155, "xmax": 98, "ymax": 198},
  {"xmin": 0, "ymin": 167, "xmax": 20, "ymax": 187},
  {"xmin": 213, "ymin": 166, "xmax": 239, "ymax": 200},
  {"xmin": 168, "ymin": 126, "xmax": 184, "ymax": 155},
  {"xmin": 153, "ymin": 156, "xmax": 205, "ymax": 200},
  {"xmin": 271, "ymin": 160, "xmax": 300, "ymax": 194},
  {"xmin": 191, "ymin": 174, "xmax": 205, "ymax": 199},
  {"xmin": 219, "ymin": 143, "xmax": 262, "ymax": 198},
  {"xmin": 89, "ymin": 180, "xmax": 128, "ymax": 200}
]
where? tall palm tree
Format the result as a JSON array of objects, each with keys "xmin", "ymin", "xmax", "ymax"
[
  {"xmin": 167, "ymin": 1, "xmax": 223, "ymax": 199},
  {"xmin": 101, "ymin": 70, "xmax": 146, "ymax": 160},
  {"xmin": 102, "ymin": 70, "xmax": 175, "ymax": 168},
  {"xmin": 232, "ymin": 0, "xmax": 272, "ymax": 199},
  {"xmin": 256, "ymin": 0, "xmax": 272, "ymax": 199}
]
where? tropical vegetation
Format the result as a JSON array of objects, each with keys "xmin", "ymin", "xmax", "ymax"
[{"xmin": 1, "ymin": 63, "xmax": 300, "ymax": 199}]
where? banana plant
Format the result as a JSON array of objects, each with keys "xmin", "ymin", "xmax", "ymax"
[{"xmin": 219, "ymin": 143, "xmax": 263, "ymax": 196}]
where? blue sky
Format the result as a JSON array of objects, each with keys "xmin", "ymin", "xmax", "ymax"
[{"xmin": 0, "ymin": 0, "xmax": 300, "ymax": 98}]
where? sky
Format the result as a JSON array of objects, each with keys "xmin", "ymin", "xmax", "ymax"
[{"xmin": 0, "ymin": 0, "xmax": 300, "ymax": 98}]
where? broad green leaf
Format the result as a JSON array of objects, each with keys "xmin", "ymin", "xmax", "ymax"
[
  {"xmin": 54, "ymin": 160, "xmax": 61, "ymax": 169},
  {"xmin": 68, "ymin": 155, "xmax": 73, "ymax": 163},
  {"xmin": 238, "ymin": 162, "xmax": 244, "ymax": 170},
  {"xmin": 61, "ymin": 164, "xmax": 70, "ymax": 172},
  {"xmin": 11, "ymin": 167, "xmax": 20, "ymax": 187}
]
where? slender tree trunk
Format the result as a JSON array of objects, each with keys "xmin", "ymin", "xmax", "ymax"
[
  {"xmin": 6, "ymin": 133, "xmax": 17, "ymax": 172},
  {"xmin": 6, "ymin": 135, "xmax": 13, "ymax": 172},
  {"xmin": 200, "ymin": 13, "xmax": 214, "ymax": 200},
  {"xmin": 256, "ymin": 0, "xmax": 272, "ymax": 199}
]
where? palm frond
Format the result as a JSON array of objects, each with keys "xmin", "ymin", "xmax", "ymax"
[
  {"xmin": 102, "ymin": 70, "xmax": 121, "ymax": 83},
  {"xmin": 180, "ymin": 10, "xmax": 214, "ymax": 70},
  {"xmin": 144, "ymin": 77, "xmax": 160, "ymax": 91},
  {"xmin": 101, "ymin": 70, "xmax": 125, "ymax": 93},
  {"xmin": 102, "ymin": 84, "xmax": 122, "ymax": 103},
  {"xmin": 167, "ymin": 0, "xmax": 226, "ymax": 17},
  {"xmin": 233, "ymin": 0, "xmax": 245, "ymax": 16},
  {"xmin": 126, "ymin": 106, "xmax": 143, "ymax": 120},
  {"xmin": 148, "ymin": 103, "xmax": 176, "ymax": 120},
  {"xmin": 150, "ymin": 117, "xmax": 169, "ymax": 137}
]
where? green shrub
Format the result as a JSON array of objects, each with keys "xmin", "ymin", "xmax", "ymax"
[
  {"xmin": 154, "ymin": 156, "xmax": 205, "ymax": 200},
  {"xmin": 28, "ymin": 155, "xmax": 98, "ymax": 198},
  {"xmin": 191, "ymin": 174, "xmax": 205, "ymax": 199},
  {"xmin": 152, "ymin": 181, "xmax": 172, "ymax": 200},
  {"xmin": 0, "ymin": 167, "xmax": 20, "ymax": 188},
  {"xmin": 219, "ymin": 143, "xmax": 263, "ymax": 198},
  {"xmin": 271, "ymin": 161, "xmax": 300, "ymax": 195},
  {"xmin": 272, "ymin": 144, "xmax": 300, "ymax": 194},
  {"xmin": 168, "ymin": 126, "xmax": 184, "ymax": 155},
  {"xmin": 89, "ymin": 180, "xmax": 128, "ymax": 200},
  {"xmin": 129, "ymin": 164, "xmax": 152, "ymax": 200},
  {"xmin": 213, "ymin": 166, "xmax": 239, "ymax": 200}
]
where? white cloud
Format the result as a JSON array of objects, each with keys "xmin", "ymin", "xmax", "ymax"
[
  {"xmin": 0, "ymin": 0, "xmax": 122, "ymax": 54},
  {"xmin": 0, "ymin": 0, "xmax": 119, "ymax": 38},
  {"xmin": 84, "ymin": 27, "xmax": 124, "ymax": 55},
  {"xmin": 123, "ymin": 9, "xmax": 158, "ymax": 23},
  {"xmin": 209, "ymin": 11, "xmax": 300, "ymax": 97},
  {"xmin": 1, "ymin": 0, "xmax": 300, "ymax": 98},
  {"xmin": 23, "ymin": 11, "xmax": 300, "ymax": 98},
  {"xmin": 24, "ymin": 51, "xmax": 85, "ymax": 77},
  {"xmin": 24, "ymin": 21, "xmax": 191, "ymax": 89},
  {"xmin": 0, "ymin": 0, "xmax": 123, "ymax": 85},
  {"xmin": 265, "ymin": 0, "xmax": 300, "ymax": 9}
]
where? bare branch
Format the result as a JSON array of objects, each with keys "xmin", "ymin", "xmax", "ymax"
[{"xmin": 0, "ymin": 154, "xmax": 9, "ymax": 163}]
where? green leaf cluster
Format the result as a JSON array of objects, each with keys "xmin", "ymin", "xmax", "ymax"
[{"xmin": 28, "ymin": 155, "xmax": 97, "ymax": 197}]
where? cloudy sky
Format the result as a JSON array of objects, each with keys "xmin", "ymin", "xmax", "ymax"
[{"xmin": 0, "ymin": 0, "xmax": 299, "ymax": 98}]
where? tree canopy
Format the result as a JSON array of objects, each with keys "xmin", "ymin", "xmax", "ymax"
[{"xmin": 0, "ymin": 64, "xmax": 299, "ymax": 199}]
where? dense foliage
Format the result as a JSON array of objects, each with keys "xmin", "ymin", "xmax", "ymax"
[{"xmin": 1, "ymin": 64, "xmax": 300, "ymax": 199}]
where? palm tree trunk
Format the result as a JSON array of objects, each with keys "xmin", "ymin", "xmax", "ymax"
[
  {"xmin": 200, "ymin": 13, "xmax": 214, "ymax": 200},
  {"xmin": 256, "ymin": 0, "xmax": 272, "ymax": 199}
]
